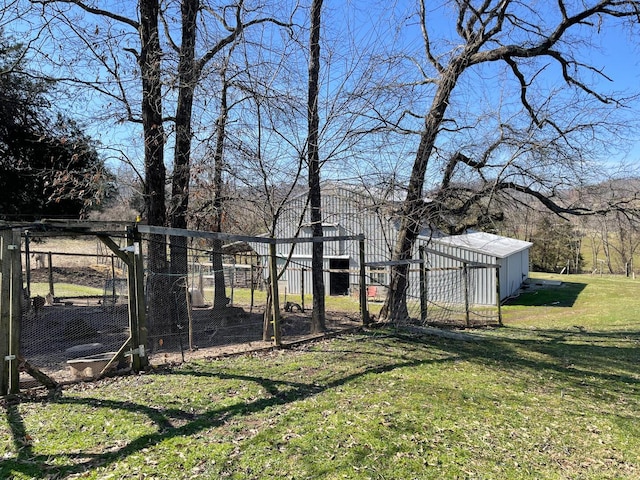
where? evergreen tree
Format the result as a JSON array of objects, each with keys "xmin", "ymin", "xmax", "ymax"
[
  {"xmin": 0, "ymin": 36, "xmax": 112, "ymax": 219},
  {"xmin": 530, "ymin": 217, "xmax": 584, "ymax": 273}
]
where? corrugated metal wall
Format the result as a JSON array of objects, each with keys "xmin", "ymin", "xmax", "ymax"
[
  {"xmin": 251, "ymin": 185, "xmax": 529, "ymax": 304},
  {"xmin": 269, "ymin": 185, "xmax": 400, "ymax": 295},
  {"xmin": 417, "ymin": 238, "xmax": 499, "ymax": 305}
]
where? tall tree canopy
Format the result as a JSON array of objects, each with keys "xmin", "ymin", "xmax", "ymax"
[
  {"xmin": 9, "ymin": 0, "xmax": 640, "ymax": 325},
  {"xmin": 379, "ymin": 0, "xmax": 640, "ymax": 322}
]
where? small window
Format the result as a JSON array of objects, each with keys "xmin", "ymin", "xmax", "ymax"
[{"xmin": 369, "ymin": 267, "xmax": 387, "ymax": 286}]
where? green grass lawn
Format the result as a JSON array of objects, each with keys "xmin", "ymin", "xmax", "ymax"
[
  {"xmin": 1, "ymin": 273, "xmax": 639, "ymax": 479},
  {"xmin": 29, "ymin": 283, "xmax": 104, "ymax": 298}
]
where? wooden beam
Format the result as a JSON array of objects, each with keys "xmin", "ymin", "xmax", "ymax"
[
  {"xmin": 0, "ymin": 230, "xmax": 11, "ymax": 396},
  {"xmin": 97, "ymin": 234, "xmax": 132, "ymax": 265}
]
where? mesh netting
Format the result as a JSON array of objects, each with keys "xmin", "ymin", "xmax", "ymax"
[
  {"xmin": 369, "ymin": 261, "xmax": 500, "ymax": 328},
  {"xmin": 20, "ymin": 236, "xmax": 131, "ymax": 384},
  {"xmin": 142, "ymin": 234, "xmax": 361, "ymax": 365}
]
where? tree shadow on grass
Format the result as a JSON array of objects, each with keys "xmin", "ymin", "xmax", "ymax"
[
  {"xmin": 504, "ymin": 279, "xmax": 587, "ymax": 307},
  {"xmin": 412, "ymin": 325, "xmax": 640, "ymax": 396},
  {"xmin": 1, "ymin": 326, "xmax": 639, "ymax": 478},
  {"xmin": 0, "ymin": 334, "xmax": 461, "ymax": 479}
]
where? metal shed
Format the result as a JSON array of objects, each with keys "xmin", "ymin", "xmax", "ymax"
[
  {"xmin": 424, "ymin": 232, "xmax": 532, "ymax": 304},
  {"xmin": 247, "ymin": 184, "xmax": 531, "ymax": 306}
]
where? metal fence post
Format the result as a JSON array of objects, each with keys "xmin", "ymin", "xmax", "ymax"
[
  {"xmin": 300, "ymin": 267, "xmax": 306, "ymax": 313},
  {"xmin": 495, "ymin": 266, "xmax": 503, "ymax": 326},
  {"xmin": 463, "ymin": 263, "xmax": 470, "ymax": 327}
]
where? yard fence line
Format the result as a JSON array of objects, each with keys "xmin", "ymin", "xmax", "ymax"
[
  {"xmin": 364, "ymin": 245, "xmax": 502, "ymax": 328},
  {"xmin": 2, "ymin": 221, "xmax": 500, "ymax": 395},
  {"xmin": 1, "ymin": 223, "xmax": 371, "ymax": 395}
]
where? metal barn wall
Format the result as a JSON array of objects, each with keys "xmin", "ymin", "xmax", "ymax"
[
  {"xmin": 418, "ymin": 238, "xmax": 498, "ymax": 305},
  {"xmin": 263, "ymin": 185, "xmax": 401, "ymax": 295},
  {"xmin": 499, "ymin": 249, "xmax": 530, "ymax": 300}
]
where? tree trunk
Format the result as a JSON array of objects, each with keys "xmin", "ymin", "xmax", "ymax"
[
  {"xmin": 308, "ymin": 0, "xmax": 325, "ymax": 333},
  {"xmin": 212, "ymin": 70, "xmax": 230, "ymax": 310},
  {"xmin": 165, "ymin": 0, "xmax": 200, "ymax": 341},
  {"xmin": 380, "ymin": 58, "xmax": 467, "ymax": 323},
  {"xmin": 169, "ymin": 0, "xmax": 198, "ymax": 276},
  {"xmin": 139, "ymin": 0, "xmax": 170, "ymax": 346}
]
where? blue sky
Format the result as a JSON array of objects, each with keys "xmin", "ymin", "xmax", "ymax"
[{"xmin": 8, "ymin": 0, "xmax": 640, "ymax": 179}]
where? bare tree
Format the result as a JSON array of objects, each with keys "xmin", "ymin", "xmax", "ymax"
[
  {"xmin": 379, "ymin": 0, "xmax": 640, "ymax": 322},
  {"xmin": 583, "ymin": 179, "xmax": 640, "ymax": 274},
  {"xmin": 24, "ymin": 0, "xmax": 295, "ymax": 343},
  {"xmin": 307, "ymin": 0, "xmax": 324, "ymax": 332},
  {"xmin": 164, "ymin": 0, "xmax": 293, "ymax": 277}
]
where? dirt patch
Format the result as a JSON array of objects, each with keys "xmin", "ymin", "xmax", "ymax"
[
  {"xmin": 19, "ymin": 300, "xmax": 363, "ymax": 389},
  {"xmin": 28, "ymin": 266, "xmax": 112, "ymax": 289}
]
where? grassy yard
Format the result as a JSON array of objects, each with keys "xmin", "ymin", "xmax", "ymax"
[
  {"xmin": 1, "ymin": 273, "xmax": 639, "ymax": 479},
  {"xmin": 29, "ymin": 283, "xmax": 104, "ymax": 298}
]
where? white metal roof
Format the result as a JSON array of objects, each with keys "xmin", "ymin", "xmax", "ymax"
[{"xmin": 430, "ymin": 232, "xmax": 532, "ymax": 259}]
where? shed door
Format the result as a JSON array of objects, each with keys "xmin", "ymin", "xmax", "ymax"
[{"xmin": 329, "ymin": 258, "xmax": 350, "ymax": 296}]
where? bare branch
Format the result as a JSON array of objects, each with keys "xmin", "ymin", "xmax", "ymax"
[{"xmin": 30, "ymin": 0, "xmax": 139, "ymax": 29}]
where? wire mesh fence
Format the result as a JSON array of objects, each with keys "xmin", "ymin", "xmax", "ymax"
[
  {"xmin": 4, "ymin": 223, "xmax": 497, "ymax": 393},
  {"xmin": 141, "ymin": 231, "xmax": 363, "ymax": 365},
  {"xmin": 365, "ymin": 257, "xmax": 502, "ymax": 329},
  {"xmin": 2, "ymin": 225, "xmax": 367, "ymax": 393},
  {"xmin": 19, "ymin": 235, "xmax": 132, "ymax": 385},
  {"xmin": 408, "ymin": 266, "xmax": 501, "ymax": 327}
]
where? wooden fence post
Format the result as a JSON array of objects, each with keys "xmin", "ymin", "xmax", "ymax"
[
  {"xmin": 124, "ymin": 230, "xmax": 140, "ymax": 372},
  {"xmin": 126, "ymin": 226, "xmax": 148, "ymax": 371},
  {"xmin": 47, "ymin": 252, "xmax": 54, "ymax": 297},
  {"xmin": 359, "ymin": 236, "xmax": 370, "ymax": 325},
  {"xmin": 268, "ymin": 242, "xmax": 281, "ymax": 346},
  {"xmin": 6, "ymin": 229, "xmax": 22, "ymax": 393},
  {"xmin": 24, "ymin": 231, "xmax": 31, "ymax": 299},
  {"xmin": 133, "ymin": 229, "xmax": 148, "ymax": 368},
  {"xmin": 250, "ymin": 264, "xmax": 255, "ymax": 310},
  {"xmin": 0, "ymin": 229, "xmax": 11, "ymax": 396},
  {"xmin": 419, "ymin": 246, "xmax": 427, "ymax": 323}
]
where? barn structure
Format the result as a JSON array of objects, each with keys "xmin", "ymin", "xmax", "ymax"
[
  {"xmin": 248, "ymin": 183, "xmax": 414, "ymax": 297},
  {"xmin": 423, "ymin": 231, "xmax": 533, "ymax": 305},
  {"xmin": 248, "ymin": 183, "xmax": 532, "ymax": 307}
]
